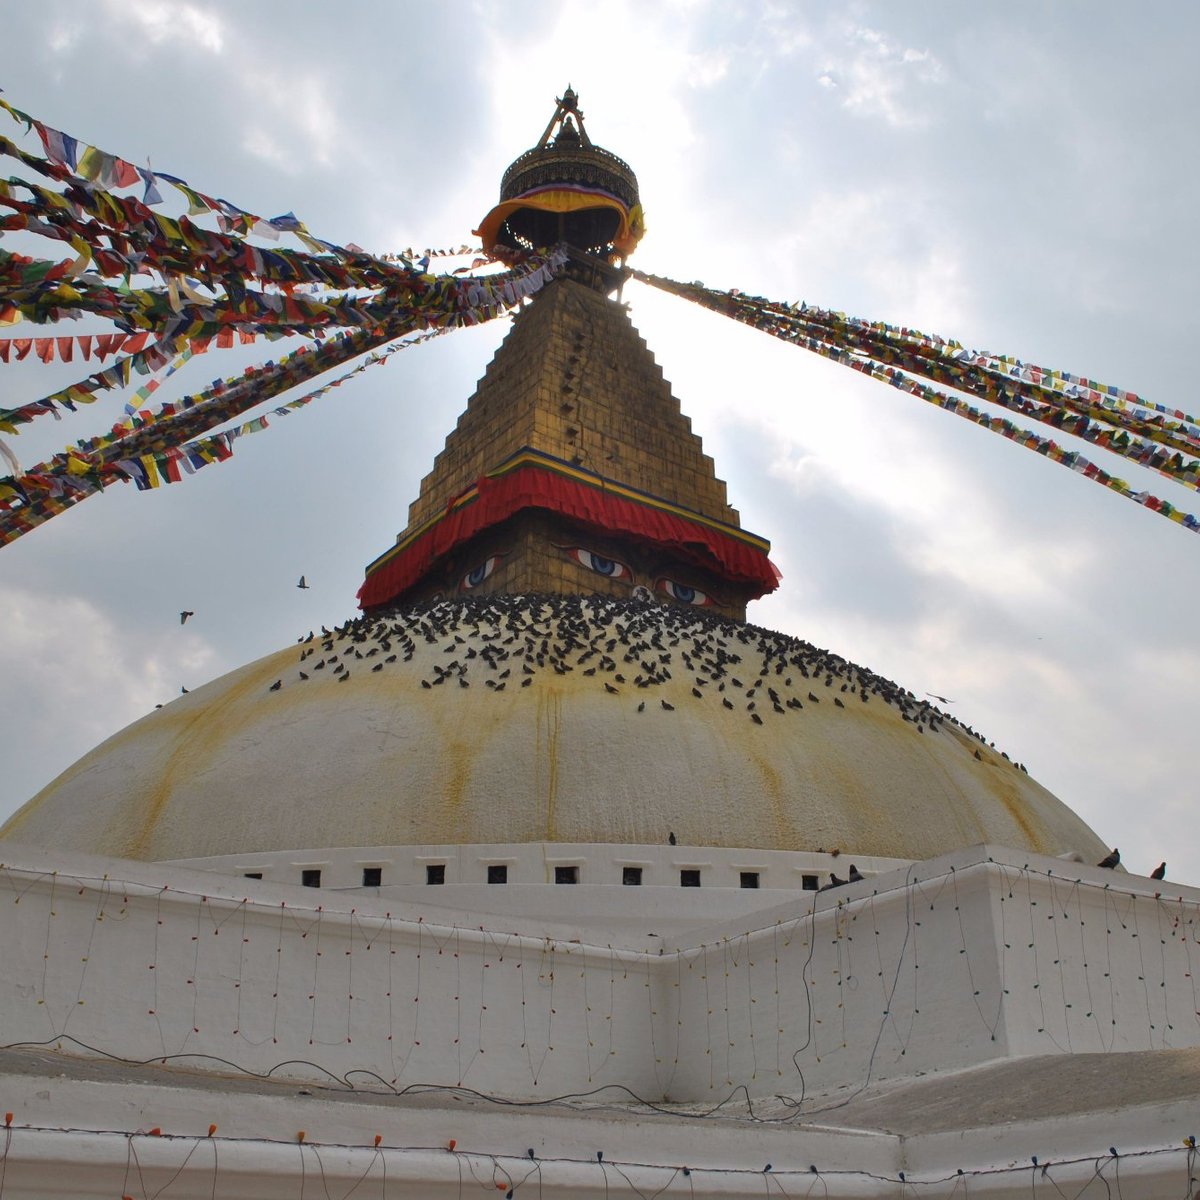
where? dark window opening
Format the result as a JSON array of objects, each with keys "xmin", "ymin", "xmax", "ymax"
[
  {"xmin": 426, "ymin": 863, "xmax": 446, "ymax": 885},
  {"xmin": 555, "ymin": 865, "xmax": 579, "ymax": 885},
  {"xmin": 244, "ymin": 872, "xmax": 263, "ymax": 880},
  {"xmin": 622, "ymin": 866, "xmax": 643, "ymax": 886},
  {"xmin": 487, "ymin": 864, "xmax": 508, "ymax": 885},
  {"xmin": 801, "ymin": 874, "xmax": 819, "ymax": 891},
  {"xmin": 301, "ymin": 869, "xmax": 322, "ymax": 888},
  {"xmin": 680, "ymin": 869, "xmax": 701, "ymax": 888},
  {"xmin": 740, "ymin": 871, "xmax": 760, "ymax": 889},
  {"xmin": 362, "ymin": 867, "xmax": 382, "ymax": 887}
]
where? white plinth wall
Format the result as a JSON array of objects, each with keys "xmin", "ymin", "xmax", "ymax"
[{"xmin": 1, "ymin": 840, "xmax": 1198, "ymax": 1196}]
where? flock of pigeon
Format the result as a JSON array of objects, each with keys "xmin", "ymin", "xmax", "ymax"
[{"xmin": 260, "ymin": 590, "xmax": 1008, "ymax": 752}]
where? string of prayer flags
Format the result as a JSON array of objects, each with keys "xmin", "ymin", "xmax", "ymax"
[
  {"xmin": 0, "ymin": 250, "xmax": 566, "ymax": 546},
  {"xmin": 115, "ymin": 329, "xmax": 448, "ymax": 492},
  {"xmin": 0, "ymin": 98, "xmax": 374, "ymax": 269},
  {"xmin": 634, "ymin": 270, "xmax": 1200, "ymax": 537}
]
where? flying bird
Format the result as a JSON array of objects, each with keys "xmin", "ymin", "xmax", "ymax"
[
  {"xmin": 297, "ymin": 575, "xmax": 310, "ymax": 589},
  {"xmin": 1151, "ymin": 862, "xmax": 1166, "ymax": 880},
  {"xmin": 926, "ymin": 692, "xmax": 955, "ymax": 704},
  {"xmin": 1097, "ymin": 848, "xmax": 1120, "ymax": 869},
  {"xmin": 179, "ymin": 611, "xmax": 194, "ymax": 625}
]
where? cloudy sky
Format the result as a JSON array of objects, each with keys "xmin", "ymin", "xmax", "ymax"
[{"xmin": 1, "ymin": 2, "xmax": 1197, "ymax": 881}]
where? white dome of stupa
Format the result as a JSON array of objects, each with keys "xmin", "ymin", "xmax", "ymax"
[{"xmin": 2, "ymin": 593, "xmax": 1108, "ymax": 865}]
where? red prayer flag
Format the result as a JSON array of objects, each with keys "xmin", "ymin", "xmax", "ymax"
[
  {"xmin": 121, "ymin": 332, "xmax": 150, "ymax": 355},
  {"xmin": 78, "ymin": 335, "xmax": 93, "ymax": 361},
  {"xmin": 113, "ymin": 159, "xmax": 140, "ymax": 189},
  {"xmin": 0, "ymin": 341, "xmax": 10, "ymax": 364},
  {"xmin": 56, "ymin": 337, "xmax": 74, "ymax": 363},
  {"xmin": 13, "ymin": 339, "xmax": 32, "ymax": 361},
  {"xmin": 35, "ymin": 338, "xmax": 55, "ymax": 363}
]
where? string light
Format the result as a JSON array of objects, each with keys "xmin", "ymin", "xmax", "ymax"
[{"xmin": 0, "ymin": 1122, "xmax": 1195, "ymax": 1197}]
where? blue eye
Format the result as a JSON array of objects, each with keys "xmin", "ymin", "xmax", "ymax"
[
  {"xmin": 461, "ymin": 556, "xmax": 499, "ymax": 590},
  {"xmin": 566, "ymin": 548, "xmax": 631, "ymax": 579},
  {"xmin": 657, "ymin": 579, "xmax": 713, "ymax": 606}
]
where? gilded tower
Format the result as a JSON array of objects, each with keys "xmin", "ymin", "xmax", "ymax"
[{"xmin": 359, "ymin": 90, "xmax": 778, "ymax": 621}]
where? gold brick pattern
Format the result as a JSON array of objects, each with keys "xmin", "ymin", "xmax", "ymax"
[
  {"xmin": 404, "ymin": 278, "xmax": 740, "ymax": 530},
  {"xmin": 391, "ymin": 276, "xmax": 759, "ymax": 619}
]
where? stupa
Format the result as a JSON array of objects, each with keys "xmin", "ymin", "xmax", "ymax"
[{"xmin": 0, "ymin": 90, "xmax": 1196, "ymax": 1199}]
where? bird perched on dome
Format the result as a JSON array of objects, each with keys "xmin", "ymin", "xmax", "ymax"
[{"xmin": 1097, "ymin": 848, "xmax": 1120, "ymax": 869}]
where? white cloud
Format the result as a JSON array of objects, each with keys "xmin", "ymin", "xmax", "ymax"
[
  {"xmin": 46, "ymin": 20, "xmax": 82, "ymax": 54},
  {"xmin": 0, "ymin": 584, "xmax": 219, "ymax": 809},
  {"xmin": 100, "ymin": 0, "xmax": 225, "ymax": 53},
  {"xmin": 822, "ymin": 23, "xmax": 944, "ymax": 128}
]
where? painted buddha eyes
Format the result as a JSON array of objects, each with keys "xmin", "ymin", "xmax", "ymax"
[
  {"xmin": 566, "ymin": 548, "xmax": 632, "ymax": 579},
  {"xmin": 657, "ymin": 578, "xmax": 714, "ymax": 607},
  {"xmin": 563, "ymin": 548, "xmax": 714, "ymax": 605},
  {"xmin": 460, "ymin": 556, "xmax": 500, "ymax": 590}
]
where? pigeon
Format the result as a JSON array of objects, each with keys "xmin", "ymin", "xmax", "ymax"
[
  {"xmin": 848, "ymin": 864, "xmax": 864, "ymax": 883},
  {"xmin": 179, "ymin": 610, "xmax": 194, "ymax": 625},
  {"xmin": 268, "ymin": 680, "xmax": 282, "ymax": 691},
  {"xmin": 1151, "ymin": 862, "xmax": 1166, "ymax": 880},
  {"xmin": 819, "ymin": 873, "xmax": 846, "ymax": 892},
  {"xmin": 1097, "ymin": 848, "xmax": 1120, "ymax": 869},
  {"xmin": 180, "ymin": 686, "xmax": 189, "ymax": 694},
  {"xmin": 297, "ymin": 576, "xmax": 310, "ymax": 589},
  {"xmin": 668, "ymin": 832, "xmax": 677, "ymax": 846}
]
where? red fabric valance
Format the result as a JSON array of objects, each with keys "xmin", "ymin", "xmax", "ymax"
[{"xmin": 359, "ymin": 458, "xmax": 778, "ymax": 609}]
